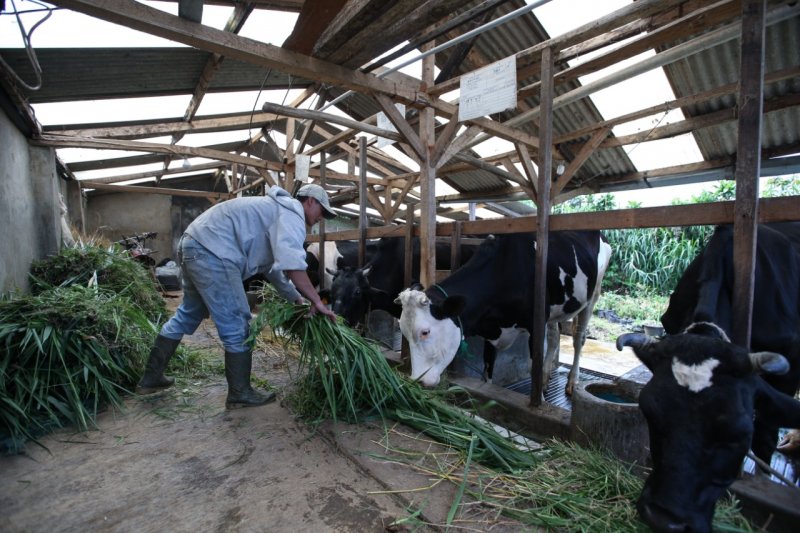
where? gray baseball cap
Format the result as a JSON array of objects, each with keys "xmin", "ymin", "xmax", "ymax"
[{"xmin": 296, "ymin": 184, "xmax": 337, "ymax": 219}]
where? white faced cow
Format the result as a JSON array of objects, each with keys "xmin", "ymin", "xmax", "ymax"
[
  {"xmin": 617, "ymin": 322, "xmax": 800, "ymax": 533},
  {"xmin": 395, "ymin": 231, "xmax": 612, "ymax": 398}
]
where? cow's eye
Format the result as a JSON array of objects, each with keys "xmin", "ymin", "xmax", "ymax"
[
  {"xmin": 354, "ymin": 289, "xmax": 361, "ymax": 297},
  {"xmin": 420, "ymin": 329, "xmax": 430, "ymax": 339}
]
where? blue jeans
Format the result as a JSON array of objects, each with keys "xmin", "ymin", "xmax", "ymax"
[{"xmin": 160, "ymin": 235, "xmax": 252, "ymax": 353}]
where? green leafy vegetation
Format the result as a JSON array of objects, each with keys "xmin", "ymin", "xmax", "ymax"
[
  {"xmin": 1, "ymin": 243, "xmax": 177, "ymax": 453},
  {"xmin": 29, "ymin": 242, "xmax": 167, "ymax": 323},
  {"xmin": 384, "ymin": 437, "xmax": 752, "ymax": 532},
  {"xmin": 0, "ymin": 285, "xmax": 155, "ymax": 452}
]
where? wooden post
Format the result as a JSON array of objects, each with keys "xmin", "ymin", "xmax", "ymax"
[
  {"xmin": 531, "ymin": 46, "xmax": 554, "ymax": 407},
  {"xmin": 317, "ymin": 151, "xmax": 327, "ymax": 289},
  {"xmin": 402, "ymin": 204, "xmax": 415, "ymax": 362},
  {"xmin": 451, "ymin": 221, "xmax": 462, "ymax": 271},
  {"xmin": 732, "ymin": 0, "xmax": 765, "ymax": 348},
  {"xmin": 358, "ymin": 136, "xmax": 368, "ymax": 267},
  {"xmin": 419, "ymin": 42, "xmax": 437, "ymax": 288}
]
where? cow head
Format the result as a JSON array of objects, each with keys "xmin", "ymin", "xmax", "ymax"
[
  {"xmin": 617, "ymin": 322, "xmax": 792, "ymax": 533},
  {"xmin": 395, "ymin": 287, "xmax": 464, "ymax": 387},
  {"xmin": 328, "ymin": 266, "xmax": 392, "ymax": 328}
]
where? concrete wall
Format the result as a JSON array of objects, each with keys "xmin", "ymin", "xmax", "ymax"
[
  {"xmin": 85, "ymin": 192, "xmax": 174, "ymax": 265},
  {"xmin": 0, "ymin": 109, "xmax": 61, "ymax": 295}
]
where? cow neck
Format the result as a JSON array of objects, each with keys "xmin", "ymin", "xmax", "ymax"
[{"xmin": 431, "ymin": 284, "xmax": 470, "ymax": 356}]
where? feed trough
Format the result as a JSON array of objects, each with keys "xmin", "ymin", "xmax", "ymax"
[{"xmin": 570, "ymin": 380, "xmax": 650, "ymax": 467}]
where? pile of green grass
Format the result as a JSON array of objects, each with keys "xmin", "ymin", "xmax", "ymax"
[
  {"xmin": 1, "ymin": 243, "xmax": 171, "ymax": 452},
  {"xmin": 29, "ymin": 243, "xmax": 166, "ymax": 322},
  {"xmin": 0, "ymin": 285, "xmax": 156, "ymax": 452}
]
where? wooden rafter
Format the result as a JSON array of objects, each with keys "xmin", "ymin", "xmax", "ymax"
[{"xmin": 551, "ymin": 127, "xmax": 610, "ymax": 199}]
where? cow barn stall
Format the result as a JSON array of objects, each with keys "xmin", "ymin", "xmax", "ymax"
[{"xmin": 2, "ymin": 0, "xmax": 800, "ymax": 530}]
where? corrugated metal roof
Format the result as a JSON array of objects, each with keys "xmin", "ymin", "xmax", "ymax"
[
  {"xmin": 663, "ymin": 16, "xmax": 800, "ymax": 161},
  {"xmin": 0, "ymin": 0, "xmax": 797, "ymax": 219}
]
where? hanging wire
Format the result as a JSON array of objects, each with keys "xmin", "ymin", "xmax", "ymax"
[
  {"xmin": 249, "ymin": 67, "xmax": 273, "ymax": 137},
  {"xmin": 0, "ymin": 0, "xmax": 54, "ymax": 91},
  {"xmin": 624, "ymin": 108, "xmax": 671, "ymax": 159}
]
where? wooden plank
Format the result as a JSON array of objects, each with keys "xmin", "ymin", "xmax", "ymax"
[
  {"xmin": 48, "ymin": 0, "xmax": 421, "ymax": 102},
  {"xmin": 262, "ymin": 102, "xmax": 404, "ymax": 143},
  {"xmin": 431, "ymin": 110, "xmax": 462, "ymax": 168},
  {"xmin": 731, "ymin": 0, "xmax": 766, "ymax": 348},
  {"xmin": 33, "ymin": 134, "xmax": 280, "ymax": 171},
  {"xmin": 551, "ymin": 127, "xmax": 610, "ymax": 198},
  {"xmin": 307, "ymin": 196, "xmax": 800, "ymax": 244},
  {"xmin": 80, "ymin": 180, "xmax": 231, "ymax": 201},
  {"xmin": 83, "ymin": 161, "xmax": 226, "ymax": 184},
  {"xmin": 514, "ymin": 142, "xmax": 539, "ymax": 201},
  {"xmin": 507, "ymin": 3, "xmax": 799, "ymax": 128},
  {"xmin": 373, "ymin": 93, "xmax": 425, "ymax": 160}
]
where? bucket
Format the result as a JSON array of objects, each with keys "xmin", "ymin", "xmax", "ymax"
[{"xmin": 570, "ymin": 380, "xmax": 650, "ymax": 467}]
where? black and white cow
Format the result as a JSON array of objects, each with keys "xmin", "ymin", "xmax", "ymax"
[
  {"xmin": 327, "ymin": 236, "xmax": 480, "ymax": 328},
  {"xmin": 660, "ymin": 222, "xmax": 800, "ymax": 464},
  {"xmin": 394, "ymin": 231, "xmax": 612, "ymax": 394},
  {"xmin": 617, "ymin": 322, "xmax": 800, "ymax": 533}
]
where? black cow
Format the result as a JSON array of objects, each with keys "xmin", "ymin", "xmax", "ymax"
[
  {"xmin": 660, "ymin": 222, "xmax": 800, "ymax": 464},
  {"xmin": 394, "ymin": 231, "xmax": 612, "ymax": 395},
  {"xmin": 327, "ymin": 236, "xmax": 480, "ymax": 327},
  {"xmin": 617, "ymin": 323, "xmax": 800, "ymax": 533}
]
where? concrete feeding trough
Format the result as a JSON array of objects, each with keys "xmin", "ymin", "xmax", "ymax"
[
  {"xmin": 642, "ymin": 324, "xmax": 665, "ymax": 337},
  {"xmin": 569, "ymin": 380, "xmax": 650, "ymax": 468}
]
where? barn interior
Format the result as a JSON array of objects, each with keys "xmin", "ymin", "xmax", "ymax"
[{"xmin": 2, "ymin": 0, "xmax": 800, "ymax": 529}]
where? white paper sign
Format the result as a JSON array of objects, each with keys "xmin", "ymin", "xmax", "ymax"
[
  {"xmin": 458, "ymin": 55, "xmax": 517, "ymax": 121},
  {"xmin": 294, "ymin": 154, "xmax": 310, "ymax": 183},
  {"xmin": 376, "ymin": 103, "xmax": 405, "ymax": 148}
]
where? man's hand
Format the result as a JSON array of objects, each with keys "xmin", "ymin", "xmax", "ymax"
[
  {"xmin": 308, "ymin": 299, "xmax": 336, "ymax": 322},
  {"xmin": 777, "ymin": 429, "xmax": 800, "ymax": 453},
  {"xmin": 286, "ymin": 269, "xmax": 337, "ymax": 323}
]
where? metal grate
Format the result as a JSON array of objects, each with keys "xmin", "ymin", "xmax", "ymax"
[
  {"xmin": 504, "ymin": 363, "xmax": 615, "ymax": 410},
  {"xmin": 743, "ymin": 437, "xmax": 800, "ymax": 488}
]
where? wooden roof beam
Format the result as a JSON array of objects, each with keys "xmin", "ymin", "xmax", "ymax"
[{"xmin": 48, "ymin": 0, "xmax": 423, "ymax": 103}]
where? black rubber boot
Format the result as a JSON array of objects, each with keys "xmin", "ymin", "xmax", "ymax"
[
  {"xmin": 225, "ymin": 350, "xmax": 276, "ymax": 409},
  {"xmin": 136, "ymin": 334, "xmax": 181, "ymax": 394}
]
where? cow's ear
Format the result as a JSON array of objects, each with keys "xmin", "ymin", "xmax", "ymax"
[
  {"xmin": 616, "ymin": 333, "xmax": 657, "ymax": 369},
  {"xmin": 750, "ymin": 351, "xmax": 790, "ymax": 375},
  {"xmin": 369, "ymin": 287, "xmax": 393, "ymax": 309},
  {"xmin": 360, "ymin": 265, "xmax": 372, "ymax": 277},
  {"xmin": 439, "ymin": 295, "xmax": 466, "ymax": 318}
]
